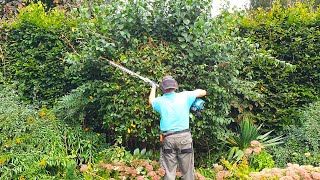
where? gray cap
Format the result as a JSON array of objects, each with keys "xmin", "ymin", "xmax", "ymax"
[{"xmin": 160, "ymin": 76, "xmax": 178, "ymax": 91}]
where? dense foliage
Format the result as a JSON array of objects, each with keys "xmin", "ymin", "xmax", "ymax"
[
  {"xmin": 269, "ymin": 101, "xmax": 320, "ymax": 167},
  {"xmin": 0, "ymin": 0, "xmax": 319, "ymax": 179},
  {"xmin": 0, "ymin": 2, "xmax": 75, "ymax": 105},
  {"xmin": 238, "ymin": 2, "xmax": 320, "ymax": 127},
  {"xmin": 0, "ymin": 86, "xmax": 108, "ymax": 179},
  {"xmin": 54, "ymin": 0, "xmax": 295, "ymax": 164}
]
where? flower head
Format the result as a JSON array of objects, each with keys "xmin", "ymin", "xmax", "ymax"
[{"xmin": 80, "ymin": 164, "xmax": 88, "ymax": 172}]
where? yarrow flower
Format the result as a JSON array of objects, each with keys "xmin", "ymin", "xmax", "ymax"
[
  {"xmin": 146, "ymin": 164, "xmax": 153, "ymax": 172},
  {"xmin": 15, "ymin": 138, "xmax": 22, "ymax": 144}
]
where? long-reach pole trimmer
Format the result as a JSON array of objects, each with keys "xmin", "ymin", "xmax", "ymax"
[
  {"xmin": 100, "ymin": 57, "xmax": 159, "ymax": 87},
  {"xmin": 101, "ymin": 57, "xmax": 205, "ymax": 115}
]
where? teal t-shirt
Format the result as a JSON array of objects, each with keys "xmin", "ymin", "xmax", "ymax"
[{"xmin": 152, "ymin": 91, "xmax": 196, "ymax": 132}]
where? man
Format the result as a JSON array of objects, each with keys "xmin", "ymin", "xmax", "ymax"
[{"xmin": 148, "ymin": 76, "xmax": 207, "ymax": 180}]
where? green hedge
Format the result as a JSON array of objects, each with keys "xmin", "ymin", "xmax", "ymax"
[
  {"xmin": 238, "ymin": 2, "xmax": 320, "ymax": 127},
  {"xmin": 0, "ymin": 2, "xmax": 75, "ymax": 105}
]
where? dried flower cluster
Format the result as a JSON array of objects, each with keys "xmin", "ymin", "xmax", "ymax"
[
  {"xmin": 81, "ymin": 159, "xmax": 207, "ymax": 179},
  {"xmin": 80, "ymin": 160, "xmax": 164, "ymax": 179},
  {"xmin": 250, "ymin": 163, "xmax": 320, "ymax": 180},
  {"xmin": 101, "ymin": 160, "xmax": 164, "ymax": 179},
  {"xmin": 213, "ymin": 162, "xmax": 320, "ymax": 180},
  {"xmin": 245, "ymin": 140, "xmax": 264, "ymax": 156}
]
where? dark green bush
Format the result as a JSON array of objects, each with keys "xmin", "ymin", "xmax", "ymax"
[
  {"xmin": 238, "ymin": 2, "xmax": 320, "ymax": 127},
  {"xmin": 0, "ymin": 2, "xmax": 75, "ymax": 105}
]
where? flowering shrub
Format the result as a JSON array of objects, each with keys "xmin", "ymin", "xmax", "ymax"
[
  {"xmin": 81, "ymin": 160, "xmax": 165, "ymax": 180},
  {"xmin": 80, "ymin": 146, "xmax": 207, "ymax": 179},
  {"xmin": 250, "ymin": 163, "xmax": 320, "ymax": 180},
  {"xmin": 212, "ymin": 140, "xmax": 320, "ymax": 180},
  {"xmin": 81, "ymin": 161, "xmax": 208, "ymax": 180},
  {"xmin": 214, "ymin": 161, "xmax": 320, "ymax": 180}
]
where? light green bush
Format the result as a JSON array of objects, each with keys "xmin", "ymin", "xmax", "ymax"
[
  {"xmin": 269, "ymin": 101, "xmax": 320, "ymax": 167},
  {"xmin": 0, "ymin": 86, "xmax": 108, "ymax": 179}
]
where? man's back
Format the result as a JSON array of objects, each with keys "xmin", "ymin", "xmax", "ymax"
[{"xmin": 152, "ymin": 91, "xmax": 196, "ymax": 132}]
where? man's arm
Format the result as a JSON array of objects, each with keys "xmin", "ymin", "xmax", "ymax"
[
  {"xmin": 148, "ymin": 86, "xmax": 157, "ymax": 106},
  {"xmin": 192, "ymin": 89, "xmax": 207, "ymax": 97}
]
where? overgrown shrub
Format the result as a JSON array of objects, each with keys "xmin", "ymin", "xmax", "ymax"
[
  {"xmin": 269, "ymin": 101, "xmax": 320, "ymax": 167},
  {"xmin": 0, "ymin": 86, "xmax": 70, "ymax": 179},
  {"xmin": 55, "ymin": 0, "xmax": 294, "ymax": 165},
  {"xmin": 0, "ymin": 2, "xmax": 75, "ymax": 105},
  {"xmin": 239, "ymin": 2, "xmax": 320, "ymax": 128},
  {"xmin": 0, "ymin": 85, "xmax": 108, "ymax": 179}
]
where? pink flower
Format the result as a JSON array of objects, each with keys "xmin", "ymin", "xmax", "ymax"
[
  {"xmin": 253, "ymin": 147, "xmax": 262, "ymax": 154},
  {"xmin": 136, "ymin": 176, "xmax": 144, "ymax": 180},
  {"xmin": 245, "ymin": 148, "xmax": 253, "ymax": 155},
  {"xmin": 151, "ymin": 175, "xmax": 161, "ymax": 180},
  {"xmin": 216, "ymin": 170, "xmax": 230, "ymax": 180},
  {"xmin": 157, "ymin": 168, "xmax": 165, "ymax": 177},
  {"xmin": 147, "ymin": 171, "xmax": 157, "ymax": 177},
  {"xmin": 213, "ymin": 163, "xmax": 224, "ymax": 171},
  {"xmin": 285, "ymin": 170, "xmax": 300, "ymax": 180},
  {"xmin": 311, "ymin": 172, "xmax": 320, "ymax": 180},
  {"xmin": 146, "ymin": 164, "xmax": 154, "ymax": 172},
  {"xmin": 249, "ymin": 172, "xmax": 262, "ymax": 179},
  {"xmin": 100, "ymin": 162, "xmax": 113, "ymax": 171},
  {"xmin": 195, "ymin": 172, "xmax": 206, "ymax": 180},
  {"xmin": 250, "ymin": 140, "xmax": 261, "ymax": 147},
  {"xmin": 280, "ymin": 176, "xmax": 294, "ymax": 180},
  {"xmin": 80, "ymin": 164, "xmax": 88, "ymax": 172},
  {"xmin": 129, "ymin": 168, "xmax": 138, "ymax": 176}
]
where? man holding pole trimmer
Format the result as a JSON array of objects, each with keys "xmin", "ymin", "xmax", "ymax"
[{"xmin": 148, "ymin": 76, "xmax": 207, "ymax": 180}]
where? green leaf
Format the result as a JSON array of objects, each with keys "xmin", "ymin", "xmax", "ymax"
[
  {"xmin": 180, "ymin": 43, "xmax": 188, "ymax": 49},
  {"xmin": 178, "ymin": 37, "xmax": 185, "ymax": 42},
  {"xmin": 140, "ymin": 148, "xmax": 146, "ymax": 155},
  {"xmin": 133, "ymin": 148, "xmax": 140, "ymax": 155},
  {"xmin": 183, "ymin": 18, "xmax": 190, "ymax": 25}
]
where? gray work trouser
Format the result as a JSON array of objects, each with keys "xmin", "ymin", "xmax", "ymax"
[{"xmin": 160, "ymin": 131, "xmax": 195, "ymax": 180}]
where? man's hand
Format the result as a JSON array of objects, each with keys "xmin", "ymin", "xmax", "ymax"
[
  {"xmin": 150, "ymin": 81, "xmax": 157, "ymax": 89},
  {"xmin": 149, "ymin": 82, "xmax": 157, "ymax": 106}
]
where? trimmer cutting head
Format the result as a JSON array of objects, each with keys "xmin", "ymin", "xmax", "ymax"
[{"xmin": 160, "ymin": 76, "xmax": 178, "ymax": 92}]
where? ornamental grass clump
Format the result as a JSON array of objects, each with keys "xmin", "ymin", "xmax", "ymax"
[{"xmin": 226, "ymin": 120, "xmax": 283, "ymax": 162}]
